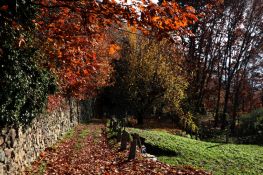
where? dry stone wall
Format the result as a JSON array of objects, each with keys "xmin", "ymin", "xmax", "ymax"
[{"xmin": 0, "ymin": 100, "xmax": 80, "ymax": 175}]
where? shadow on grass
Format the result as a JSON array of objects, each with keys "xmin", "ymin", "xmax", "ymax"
[{"xmin": 144, "ymin": 143, "xmax": 180, "ymax": 156}]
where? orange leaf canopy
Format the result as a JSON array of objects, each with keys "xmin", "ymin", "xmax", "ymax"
[{"xmin": 35, "ymin": 0, "xmax": 198, "ymax": 99}]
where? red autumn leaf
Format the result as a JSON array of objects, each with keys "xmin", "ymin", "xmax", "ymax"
[{"xmin": 0, "ymin": 5, "xmax": 8, "ymax": 11}]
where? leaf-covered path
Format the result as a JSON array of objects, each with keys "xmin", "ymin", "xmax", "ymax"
[{"xmin": 25, "ymin": 123, "xmax": 210, "ymax": 175}]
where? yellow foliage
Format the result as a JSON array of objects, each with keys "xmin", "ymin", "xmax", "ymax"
[{"xmin": 122, "ymin": 31, "xmax": 192, "ymax": 128}]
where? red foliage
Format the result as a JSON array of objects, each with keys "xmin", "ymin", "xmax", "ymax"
[
  {"xmin": 47, "ymin": 95, "xmax": 64, "ymax": 112},
  {"xmin": 34, "ymin": 0, "xmax": 198, "ymax": 103}
]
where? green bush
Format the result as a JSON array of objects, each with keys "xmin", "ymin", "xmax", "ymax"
[{"xmin": 238, "ymin": 108, "xmax": 263, "ymax": 144}]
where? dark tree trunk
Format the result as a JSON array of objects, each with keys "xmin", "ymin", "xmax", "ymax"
[
  {"xmin": 214, "ymin": 113, "xmax": 219, "ymax": 128},
  {"xmin": 214, "ymin": 60, "xmax": 223, "ymax": 127},
  {"xmin": 231, "ymin": 83, "xmax": 240, "ymax": 134},
  {"xmin": 117, "ymin": 129, "xmax": 122, "ymax": 142},
  {"xmin": 120, "ymin": 130, "xmax": 130, "ymax": 151},
  {"xmin": 230, "ymin": 115, "xmax": 236, "ymax": 135},
  {"xmin": 137, "ymin": 115, "xmax": 144, "ymax": 125},
  {"xmin": 221, "ymin": 80, "xmax": 231, "ymax": 130},
  {"xmin": 128, "ymin": 134, "xmax": 137, "ymax": 160}
]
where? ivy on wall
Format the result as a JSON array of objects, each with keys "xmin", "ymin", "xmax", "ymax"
[
  {"xmin": 0, "ymin": 16, "xmax": 56, "ymax": 126},
  {"xmin": 0, "ymin": 48, "xmax": 56, "ymax": 126},
  {"xmin": 0, "ymin": 1, "xmax": 57, "ymax": 126}
]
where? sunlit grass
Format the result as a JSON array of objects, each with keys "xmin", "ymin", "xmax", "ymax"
[{"xmin": 128, "ymin": 128, "xmax": 263, "ymax": 175}]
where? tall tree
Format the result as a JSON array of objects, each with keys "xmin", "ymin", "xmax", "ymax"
[
  {"xmin": 100, "ymin": 29, "xmax": 196, "ymax": 132},
  {"xmin": 184, "ymin": 0, "xmax": 263, "ymax": 129}
]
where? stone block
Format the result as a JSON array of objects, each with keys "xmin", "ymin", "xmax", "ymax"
[
  {"xmin": 13, "ymin": 140, "xmax": 17, "ymax": 148},
  {"xmin": 4, "ymin": 148, "xmax": 14, "ymax": 159},
  {"xmin": 0, "ymin": 136, "xmax": 4, "ymax": 146},
  {"xmin": 1, "ymin": 128, "xmax": 7, "ymax": 135},
  {"xmin": 6, "ymin": 140, "xmax": 11, "ymax": 148},
  {"xmin": 0, "ymin": 150, "xmax": 5, "ymax": 163},
  {"xmin": 10, "ymin": 129, "xmax": 16, "ymax": 141},
  {"xmin": 0, "ymin": 163, "xmax": 4, "ymax": 175}
]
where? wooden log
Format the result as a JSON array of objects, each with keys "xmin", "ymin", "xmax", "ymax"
[
  {"xmin": 136, "ymin": 134, "xmax": 142, "ymax": 149},
  {"xmin": 112, "ymin": 121, "xmax": 118, "ymax": 132},
  {"xmin": 128, "ymin": 134, "xmax": 137, "ymax": 160},
  {"xmin": 117, "ymin": 129, "xmax": 122, "ymax": 142},
  {"xmin": 120, "ymin": 130, "xmax": 130, "ymax": 151}
]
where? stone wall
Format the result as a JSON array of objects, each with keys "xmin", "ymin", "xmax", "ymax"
[{"xmin": 0, "ymin": 100, "xmax": 80, "ymax": 175}]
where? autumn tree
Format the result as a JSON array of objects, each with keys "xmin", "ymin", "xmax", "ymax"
[
  {"xmin": 99, "ymin": 28, "xmax": 196, "ymax": 131},
  {"xmin": 0, "ymin": 0, "xmax": 199, "ymax": 125},
  {"xmin": 33, "ymin": 0, "xmax": 198, "ymax": 100},
  {"xmin": 183, "ymin": 0, "xmax": 263, "ymax": 130}
]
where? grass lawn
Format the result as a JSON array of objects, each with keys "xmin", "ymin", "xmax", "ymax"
[{"xmin": 128, "ymin": 128, "xmax": 263, "ymax": 175}]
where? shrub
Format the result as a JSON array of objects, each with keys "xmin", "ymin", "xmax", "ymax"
[{"xmin": 237, "ymin": 108, "xmax": 263, "ymax": 144}]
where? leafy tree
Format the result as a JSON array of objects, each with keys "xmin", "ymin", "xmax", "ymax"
[
  {"xmin": 34, "ymin": 0, "xmax": 198, "ymax": 99},
  {"xmin": 101, "ymin": 30, "xmax": 196, "ymax": 132},
  {"xmin": 0, "ymin": 0, "xmax": 200, "ymax": 125},
  {"xmin": 184, "ymin": 0, "xmax": 263, "ymax": 130}
]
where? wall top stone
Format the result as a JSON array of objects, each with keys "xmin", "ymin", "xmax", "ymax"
[{"xmin": 0, "ymin": 136, "xmax": 4, "ymax": 146}]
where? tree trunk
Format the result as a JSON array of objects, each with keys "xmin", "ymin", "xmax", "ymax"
[
  {"xmin": 120, "ymin": 130, "xmax": 130, "ymax": 151},
  {"xmin": 231, "ymin": 85, "xmax": 240, "ymax": 134},
  {"xmin": 214, "ymin": 62, "xmax": 223, "ymax": 127},
  {"xmin": 137, "ymin": 115, "xmax": 144, "ymax": 125},
  {"xmin": 222, "ymin": 81, "xmax": 231, "ymax": 130},
  {"xmin": 128, "ymin": 134, "xmax": 137, "ymax": 160},
  {"xmin": 215, "ymin": 89, "xmax": 222, "ymax": 127},
  {"xmin": 230, "ymin": 115, "xmax": 236, "ymax": 135}
]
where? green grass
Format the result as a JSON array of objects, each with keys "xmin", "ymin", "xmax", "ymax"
[
  {"xmin": 37, "ymin": 161, "xmax": 47, "ymax": 175},
  {"xmin": 75, "ymin": 128, "xmax": 89, "ymax": 150},
  {"xmin": 79, "ymin": 129, "xmax": 89, "ymax": 139},
  {"xmin": 128, "ymin": 128, "xmax": 263, "ymax": 175},
  {"xmin": 63, "ymin": 128, "xmax": 75, "ymax": 139}
]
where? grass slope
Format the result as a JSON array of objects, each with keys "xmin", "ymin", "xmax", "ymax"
[{"xmin": 128, "ymin": 128, "xmax": 263, "ymax": 175}]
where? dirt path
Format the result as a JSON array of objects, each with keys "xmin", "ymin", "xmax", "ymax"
[{"xmin": 25, "ymin": 124, "xmax": 210, "ymax": 175}]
